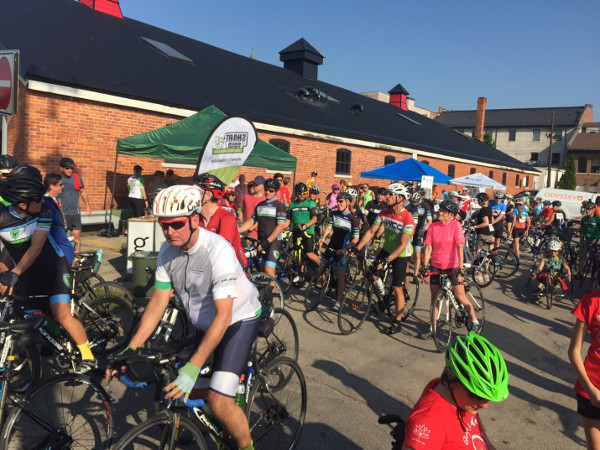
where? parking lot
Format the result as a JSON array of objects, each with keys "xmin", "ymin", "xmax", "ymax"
[{"xmin": 83, "ymin": 232, "xmax": 589, "ymax": 448}]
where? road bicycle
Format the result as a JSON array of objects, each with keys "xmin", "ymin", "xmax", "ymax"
[
  {"xmin": 464, "ymin": 226, "xmax": 519, "ymax": 285},
  {"xmin": 0, "ymin": 315, "xmax": 113, "ymax": 449},
  {"xmin": 337, "ymin": 256, "xmax": 419, "ymax": 335},
  {"xmin": 422, "ymin": 270, "xmax": 485, "ymax": 352},
  {"xmin": 111, "ymin": 343, "xmax": 306, "ymax": 449},
  {"xmin": 303, "ymin": 246, "xmax": 354, "ymax": 311},
  {"xmin": 276, "ymin": 230, "xmax": 319, "ymax": 293}
]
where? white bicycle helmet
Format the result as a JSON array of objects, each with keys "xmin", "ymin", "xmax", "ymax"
[
  {"xmin": 346, "ymin": 187, "xmax": 359, "ymax": 199},
  {"xmin": 448, "ymin": 191, "xmax": 459, "ymax": 198},
  {"xmin": 547, "ymin": 239, "xmax": 562, "ymax": 251},
  {"xmin": 387, "ymin": 183, "xmax": 409, "ymax": 198},
  {"xmin": 494, "ymin": 191, "xmax": 504, "ymax": 198},
  {"xmin": 153, "ymin": 185, "xmax": 203, "ymax": 218}
]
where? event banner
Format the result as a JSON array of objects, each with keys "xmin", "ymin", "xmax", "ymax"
[{"xmin": 195, "ymin": 117, "xmax": 257, "ymax": 186}]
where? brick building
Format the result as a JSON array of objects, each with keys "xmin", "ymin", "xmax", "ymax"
[
  {"xmin": 568, "ymin": 122, "xmax": 600, "ymax": 192},
  {"xmin": 0, "ymin": 0, "xmax": 536, "ymax": 212}
]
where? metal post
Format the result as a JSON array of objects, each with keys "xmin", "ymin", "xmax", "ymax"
[
  {"xmin": 1, "ymin": 115, "xmax": 7, "ymax": 155},
  {"xmin": 546, "ymin": 111, "xmax": 555, "ymax": 188}
]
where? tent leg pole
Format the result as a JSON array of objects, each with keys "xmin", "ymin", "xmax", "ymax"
[{"xmin": 105, "ymin": 152, "xmax": 119, "ymax": 236}]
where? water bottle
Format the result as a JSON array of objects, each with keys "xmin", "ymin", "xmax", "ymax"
[
  {"xmin": 94, "ymin": 249, "xmax": 104, "ymax": 273},
  {"xmin": 24, "ymin": 309, "xmax": 62, "ymax": 337},
  {"xmin": 235, "ymin": 374, "xmax": 246, "ymax": 408},
  {"xmin": 374, "ymin": 278, "xmax": 385, "ymax": 298}
]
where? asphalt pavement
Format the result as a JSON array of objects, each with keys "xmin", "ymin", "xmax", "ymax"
[{"xmin": 82, "ymin": 231, "xmax": 589, "ymax": 448}]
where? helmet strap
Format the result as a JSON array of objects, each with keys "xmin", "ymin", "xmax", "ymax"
[{"xmin": 182, "ymin": 216, "xmax": 199, "ymax": 250}]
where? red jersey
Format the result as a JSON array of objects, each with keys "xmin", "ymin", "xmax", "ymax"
[
  {"xmin": 242, "ymin": 194, "xmax": 265, "ymax": 239},
  {"xmin": 404, "ymin": 378, "xmax": 490, "ymax": 449},
  {"xmin": 572, "ymin": 290, "xmax": 600, "ymax": 399},
  {"xmin": 200, "ymin": 206, "xmax": 246, "ymax": 267}
]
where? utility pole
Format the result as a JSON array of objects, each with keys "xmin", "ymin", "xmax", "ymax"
[{"xmin": 546, "ymin": 111, "xmax": 555, "ymax": 188}]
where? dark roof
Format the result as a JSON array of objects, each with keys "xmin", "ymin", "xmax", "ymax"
[
  {"xmin": 279, "ymin": 38, "xmax": 324, "ymax": 59},
  {"xmin": 0, "ymin": 0, "xmax": 532, "ymax": 172},
  {"xmin": 569, "ymin": 133, "xmax": 600, "ymax": 151},
  {"xmin": 436, "ymin": 106, "xmax": 588, "ymax": 128}
]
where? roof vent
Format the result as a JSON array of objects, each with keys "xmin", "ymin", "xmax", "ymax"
[
  {"xmin": 350, "ymin": 103, "xmax": 364, "ymax": 114},
  {"xmin": 280, "ymin": 38, "xmax": 324, "ymax": 81},
  {"xmin": 294, "ymin": 86, "xmax": 339, "ymax": 105}
]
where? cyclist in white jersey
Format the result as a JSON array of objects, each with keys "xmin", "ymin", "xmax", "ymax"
[{"xmin": 121, "ymin": 185, "xmax": 262, "ymax": 450}]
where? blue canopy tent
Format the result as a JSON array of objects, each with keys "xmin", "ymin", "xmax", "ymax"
[{"xmin": 360, "ymin": 158, "xmax": 452, "ymax": 184}]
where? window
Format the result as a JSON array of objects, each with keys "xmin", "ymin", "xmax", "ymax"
[
  {"xmin": 336, "ymin": 148, "xmax": 351, "ymax": 175},
  {"xmin": 515, "ymin": 174, "xmax": 520, "ymax": 187},
  {"xmin": 532, "ymin": 129, "xmax": 540, "ymax": 141},
  {"xmin": 502, "ymin": 173, "xmax": 507, "ymax": 185},
  {"xmin": 591, "ymin": 158, "xmax": 600, "ymax": 174},
  {"xmin": 384, "ymin": 155, "xmax": 395, "ymax": 166},
  {"xmin": 552, "ymin": 153, "xmax": 560, "ymax": 166},
  {"xmin": 530, "ymin": 152, "xmax": 539, "ymax": 162},
  {"xmin": 141, "ymin": 37, "xmax": 193, "ymax": 63},
  {"xmin": 488, "ymin": 170, "xmax": 494, "ymax": 180},
  {"xmin": 577, "ymin": 157, "xmax": 587, "ymax": 173},
  {"xmin": 470, "ymin": 168, "xmax": 476, "ymax": 175},
  {"xmin": 554, "ymin": 129, "xmax": 562, "ymax": 141},
  {"xmin": 447, "ymin": 164, "xmax": 455, "ymax": 178},
  {"xmin": 524, "ymin": 176, "xmax": 529, "ymax": 187},
  {"xmin": 508, "ymin": 129, "xmax": 516, "ymax": 141},
  {"xmin": 421, "ymin": 160, "xmax": 430, "ymax": 165},
  {"xmin": 269, "ymin": 139, "xmax": 290, "ymax": 153}
]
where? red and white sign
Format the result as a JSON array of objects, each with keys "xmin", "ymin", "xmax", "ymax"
[{"xmin": 0, "ymin": 50, "xmax": 19, "ymax": 115}]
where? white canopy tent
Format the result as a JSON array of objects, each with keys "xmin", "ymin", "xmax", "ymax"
[{"xmin": 450, "ymin": 173, "xmax": 506, "ymax": 192}]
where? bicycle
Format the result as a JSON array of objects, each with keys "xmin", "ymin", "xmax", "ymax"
[
  {"xmin": 422, "ymin": 270, "xmax": 486, "ymax": 352},
  {"xmin": 337, "ymin": 256, "xmax": 420, "ymax": 335},
  {"xmin": 111, "ymin": 346, "xmax": 306, "ymax": 449},
  {"xmin": 304, "ymin": 246, "xmax": 353, "ymax": 311},
  {"xmin": 0, "ymin": 315, "xmax": 113, "ymax": 449},
  {"xmin": 276, "ymin": 230, "xmax": 319, "ymax": 292},
  {"xmin": 532, "ymin": 268, "xmax": 570, "ymax": 309}
]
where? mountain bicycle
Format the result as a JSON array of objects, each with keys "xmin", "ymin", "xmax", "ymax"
[
  {"xmin": 0, "ymin": 315, "xmax": 112, "ymax": 449},
  {"xmin": 111, "ymin": 347, "xmax": 306, "ymax": 449},
  {"xmin": 422, "ymin": 270, "xmax": 485, "ymax": 352},
  {"xmin": 337, "ymin": 256, "xmax": 419, "ymax": 335}
]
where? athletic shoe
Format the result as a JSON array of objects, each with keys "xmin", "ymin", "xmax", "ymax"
[
  {"xmin": 419, "ymin": 330, "xmax": 433, "ymax": 340},
  {"xmin": 292, "ymin": 275, "xmax": 304, "ymax": 284},
  {"xmin": 471, "ymin": 322, "xmax": 483, "ymax": 334},
  {"xmin": 75, "ymin": 358, "xmax": 98, "ymax": 374},
  {"xmin": 533, "ymin": 287, "xmax": 544, "ymax": 297},
  {"xmin": 331, "ymin": 302, "xmax": 341, "ymax": 312},
  {"xmin": 384, "ymin": 321, "xmax": 402, "ymax": 335}
]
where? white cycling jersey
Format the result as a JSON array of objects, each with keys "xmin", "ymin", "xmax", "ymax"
[{"xmin": 155, "ymin": 227, "xmax": 261, "ymax": 331}]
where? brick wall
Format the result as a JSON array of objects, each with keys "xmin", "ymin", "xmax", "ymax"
[{"xmin": 5, "ymin": 84, "xmax": 531, "ymax": 210}]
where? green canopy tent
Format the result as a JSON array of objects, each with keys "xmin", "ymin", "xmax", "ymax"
[{"xmin": 105, "ymin": 105, "xmax": 297, "ymax": 232}]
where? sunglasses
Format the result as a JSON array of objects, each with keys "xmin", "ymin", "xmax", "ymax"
[
  {"xmin": 337, "ymin": 199, "xmax": 346, "ymax": 203},
  {"xmin": 266, "ymin": 188, "xmax": 277, "ymax": 193},
  {"xmin": 158, "ymin": 217, "xmax": 189, "ymax": 231}
]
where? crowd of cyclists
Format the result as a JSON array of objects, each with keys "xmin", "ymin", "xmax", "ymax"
[{"xmin": 1, "ymin": 152, "xmax": 600, "ymax": 448}]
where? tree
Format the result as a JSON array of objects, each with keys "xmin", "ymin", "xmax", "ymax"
[
  {"xmin": 558, "ymin": 155, "xmax": 577, "ymax": 190},
  {"xmin": 483, "ymin": 132, "xmax": 496, "ymax": 148}
]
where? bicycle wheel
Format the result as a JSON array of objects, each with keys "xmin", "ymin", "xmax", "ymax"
[
  {"xmin": 544, "ymin": 276, "xmax": 553, "ymax": 310},
  {"xmin": 7, "ymin": 341, "xmax": 42, "ymax": 397},
  {"xmin": 337, "ymin": 278, "xmax": 372, "ymax": 335},
  {"xmin": 250, "ymin": 272, "xmax": 285, "ymax": 324},
  {"xmin": 431, "ymin": 291, "xmax": 453, "ymax": 353},
  {"xmin": 346, "ymin": 257, "xmax": 361, "ymax": 285},
  {"xmin": 304, "ymin": 268, "xmax": 329, "ymax": 311},
  {"xmin": 464, "ymin": 283, "xmax": 486, "ymax": 332},
  {"xmin": 519, "ymin": 236, "xmax": 533, "ymax": 253},
  {"xmin": 246, "ymin": 357, "xmax": 307, "ymax": 450},
  {"xmin": 275, "ymin": 251, "xmax": 295, "ymax": 295},
  {"xmin": 78, "ymin": 295, "xmax": 136, "ymax": 356},
  {"xmin": 491, "ymin": 247, "xmax": 519, "ymax": 279},
  {"xmin": 254, "ymin": 307, "xmax": 299, "ymax": 366},
  {"xmin": 470, "ymin": 257, "xmax": 496, "ymax": 288},
  {"xmin": 82, "ymin": 281, "xmax": 136, "ymax": 309},
  {"xmin": 113, "ymin": 412, "xmax": 208, "ymax": 449},
  {"xmin": 401, "ymin": 273, "xmax": 420, "ymax": 322},
  {"xmin": 1, "ymin": 373, "xmax": 112, "ymax": 449}
]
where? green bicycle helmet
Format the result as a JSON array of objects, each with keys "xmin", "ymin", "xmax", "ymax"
[{"xmin": 445, "ymin": 331, "xmax": 509, "ymax": 402}]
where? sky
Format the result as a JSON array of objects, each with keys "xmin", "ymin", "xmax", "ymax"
[{"xmin": 119, "ymin": 0, "xmax": 600, "ymax": 120}]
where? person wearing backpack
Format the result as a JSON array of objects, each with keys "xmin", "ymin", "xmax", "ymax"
[{"xmin": 57, "ymin": 157, "xmax": 92, "ymax": 253}]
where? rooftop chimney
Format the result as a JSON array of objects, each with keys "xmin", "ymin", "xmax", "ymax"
[
  {"xmin": 474, "ymin": 97, "xmax": 487, "ymax": 141},
  {"xmin": 79, "ymin": 0, "xmax": 123, "ymax": 19},
  {"xmin": 388, "ymin": 84, "xmax": 410, "ymax": 110},
  {"xmin": 279, "ymin": 38, "xmax": 324, "ymax": 81}
]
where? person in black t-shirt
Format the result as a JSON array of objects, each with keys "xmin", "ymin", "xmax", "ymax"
[{"xmin": 473, "ymin": 193, "xmax": 494, "ymax": 251}]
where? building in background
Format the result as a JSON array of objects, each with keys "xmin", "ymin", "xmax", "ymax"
[{"xmin": 567, "ymin": 122, "xmax": 600, "ymax": 192}]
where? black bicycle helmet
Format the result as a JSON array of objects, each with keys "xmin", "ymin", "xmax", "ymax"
[
  {"xmin": 542, "ymin": 200, "xmax": 551, "ymax": 206},
  {"xmin": 337, "ymin": 192, "xmax": 353, "ymax": 201},
  {"xmin": 552, "ymin": 200, "xmax": 561, "ymax": 207},
  {"xmin": 440, "ymin": 200, "xmax": 460, "ymax": 214},
  {"xmin": 295, "ymin": 182, "xmax": 308, "ymax": 195},
  {"xmin": 309, "ymin": 186, "xmax": 319, "ymax": 194},
  {"xmin": 264, "ymin": 178, "xmax": 281, "ymax": 191},
  {"xmin": 192, "ymin": 172, "xmax": 225, "ymax": 198},
  {"xmin": 476, "ymin": 192, "xmax": 489, "ymax": 203},
  {"xmin": 377, "ymin": 187, "xmax": 387, "ymax": 195},
  {"xmin": 59, "ymin": 157, "xmax": 75, "ymax": 168},
  {"xmin": 0, "ymin": 155, "xmax": 18, "ymax": 172},
  {"xmin": 0, "ymin": 173, "xmax": 46, "ymax": 205},
  {"xmin": 8, "ymin": 164, "xmax": 42, "ymax": 181},
  {"xmin": 585, "ymin": 200, "xmax": 596, "ymax": 211}
]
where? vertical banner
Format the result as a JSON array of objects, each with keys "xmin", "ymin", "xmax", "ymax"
[
  {"xmin": 195, "ymin": 117, "xmax": 257, "ymax": 186},
  {"xmin": 421, "ymin": 175, "xmax": 434, "ymax": 200}
]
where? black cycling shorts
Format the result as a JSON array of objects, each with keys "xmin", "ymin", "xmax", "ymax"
[
  {"xmin": 294, "ymin": 231, "xmax": 315, "ymax": 255},
  {"xmin": 492, "ymin": 221, "xmax": 504, "ymax": 239},
  {"xmin": 258, "ymin": 240, "xmax": 282, "ymax": 269},
  {"xmin": 65, "ymin": 214, "xmax": 82, "ymax": 231},
  {"xmin": 430, "ymin": 267, "xmax": 462, "ymax": 287},
  {"xmin": 16, "ymin": 257, "xmax": 71, "ymax": 307},
  {"xmin": 512, "ymin": 227, "xmax": 526, "ymax": 239},
  {"xmin": 377, "ymin": 250, "xmax": 408, "ymax": 287},
  {"xmin": 577, "ymin": 394, "xmax": 600, "ymax": 420}
]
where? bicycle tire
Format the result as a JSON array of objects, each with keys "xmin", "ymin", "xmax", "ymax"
[
  {"xmin": 401, "ymin": 273, "xmax": 420, "ymax": 322},
  {"xmin": 6, "ymin": 342, "xmax": 42, "ymax": 399},
  {"xmin": 250, "ymin": 272, "xmax": 285, "ymax": 324},
  {"xmin": 544, "ymin": 276, "xmax": 553, "ymax": 310},
  {"xmin": 431, "ymin": 291, "xmax": 453, "ymax": 353},
  {"xmin": 519, "ymin": 236, "xmax": 533, "ymax": 254},
  {"xmin": 337, "ymin": 277, "xmax": 372, "ymax": 335},
  {"xmin": 304, "ymin": 268, "xmax": 329, "ymax": 311},
  {"xmin": 82, "ymin": 281, "xmax": 136, "ymax": 309},
  {"xmin": 113, "ymin": 411, "xmax": 208, "ymax": 449},
  {"xmin": 254, "ymin": 307, "xmax": 299, "ymax": 366},
  {"xmin": 78, "ymin": 295, "xmax": 136, "ymax": 356},
  {"xmin": 1, "ymin": 373, "xmax": 112, "ymax": 450},
  {"xmin": 464, "ymin": 283, "xmax": 486, "ymax": 332},
  {"xmin": 275, "ymin": 251, "xmax": 295, "ymax": 294},
  {"xmin": 470, "ymin": 256, "xmax": 496, "ymax": 288},
  {"xmin": 491, "ymin": 247, "xmax": 519, "ymax": 279},
  {"xmin": 246, "ymin": 357, "xmax": 307, "ymax": 450}
]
